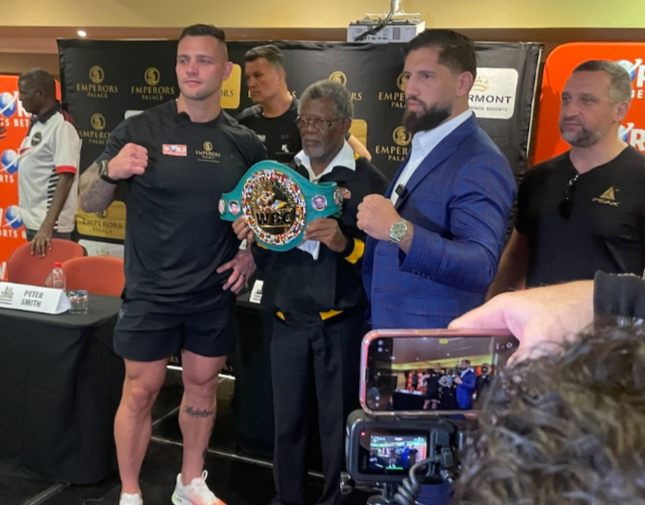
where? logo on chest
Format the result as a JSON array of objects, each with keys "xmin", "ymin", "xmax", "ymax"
[
  {"xmin": 195, "ymin": 141, "xmax": 221, "ymax": 163},
  {"xmin": 592, "ymin": 186, "xmax": 620, "ymax": 207},
  {"xmin": 162, "ymin": 144, "xmax": 187, "ymax": 157}
]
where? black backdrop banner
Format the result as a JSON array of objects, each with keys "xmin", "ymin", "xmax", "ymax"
[{"xmin": 58, "ymin": 39, "xmax": 542, "ymax": 245}]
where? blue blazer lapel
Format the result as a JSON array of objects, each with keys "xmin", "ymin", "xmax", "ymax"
[{"xmin": 394, "ymin": 116, "xmax": 477, "ymax": 210}]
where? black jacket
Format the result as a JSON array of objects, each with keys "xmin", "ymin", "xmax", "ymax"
[{"xmin": 252, "ymin": 156, "xmax": 388, "ymax": 327}]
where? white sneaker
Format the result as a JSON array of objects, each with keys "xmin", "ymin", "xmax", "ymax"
[
  {"xmin": 119, "ymin": 492, "xmax": 143, "ymax": 505},
  {"xmin": 171, "ymin": 471, "xmax": 226, "ymax": 505}
]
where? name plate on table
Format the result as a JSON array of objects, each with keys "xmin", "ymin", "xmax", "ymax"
[{"xmin": 0, "ymin": 282, "xmax": 70, "ymax": 314}]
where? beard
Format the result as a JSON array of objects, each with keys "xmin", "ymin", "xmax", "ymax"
[
  {"xmin": 403, "ymin": 97, "xmax": 453, "ymax": 135},
  {"xmin": 559, "ymin": 120, "xmax": 603, "ymax": 148}
]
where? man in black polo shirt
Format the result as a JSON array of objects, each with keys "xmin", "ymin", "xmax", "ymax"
[
  {"xmin": 237, "ymin": 44, "xmax": 371, "ymax": 163},
  {"xmin": 488, "ymin": 60, "xmax": 645, "ymax": 298},
  {"xmin": 235, "ymin": 79, "xmax": 387, "ymax": 505},
  {"xmin": 78, "ymin": 25, "xmax": 265, "ymax": 505}
]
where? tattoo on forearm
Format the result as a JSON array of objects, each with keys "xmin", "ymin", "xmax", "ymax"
[
  {"xmin": 183, "ymin": 405, "xmax": 215, "ymax": 418},
  {"xmin": 78, "ymin": 163, "xmax": 117, "ymax": 212}
]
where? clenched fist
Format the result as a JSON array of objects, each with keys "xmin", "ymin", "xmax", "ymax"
[{"xmin": 107, "ymin": 143, "xmax": 148, "ymax": 180}]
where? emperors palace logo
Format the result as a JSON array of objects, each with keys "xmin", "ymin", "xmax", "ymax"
[
  {"xmin": 76, "ymin": 200, "xmax": 126, "ymax": 240},
  {"xmin": 76, "ymin": 65, "xmax": 119, "ymax": 99},
  {"xmin": 195, "ymin": 141, "xmax": 221, "ymax": 163},
  {"xmin": 376, "ymin": 126, "xmax": 411, "ymax": 162},
  {"xmin": 130, "ymin": 67, "xmax": 176, "ymax": 102},
  {"xmin": 220, "ymin": 64, "xmax": 242, "ymax": 110},
  {"xmin": 145, "ymin": 68, "xmax": 160, "ymax": 86},
  {"xmin": 378, "ymin": 72, "xmax": 406, "ymax": 109},
  {"xmin": 79, "ymin": 112, "xmax": 110, "ymax": 146},
  {"xmin": 328, "ymin": 71, "xmax": 362, "ymax": 101}
]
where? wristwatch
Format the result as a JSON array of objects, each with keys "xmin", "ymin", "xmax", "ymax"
[
  {"xmin": 388, "ymin": 219, "xmax": 408, "ymax": 243},
  {"xmin": 98, "ymin": 159, "xmax": 118, "ymax": 184}
]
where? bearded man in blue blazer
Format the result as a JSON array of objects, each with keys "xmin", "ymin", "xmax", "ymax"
[{"xmin": 358, "ymin": 29, "xmax": 516, "ymax": 329}]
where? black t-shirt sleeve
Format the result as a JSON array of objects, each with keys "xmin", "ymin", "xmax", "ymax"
[
  {"xmin": 594, "ymin": 271, "xmax": 645, "ymax": 319},
  {"xmin": 95, "ymin": 118, "xmax": 131, "ymax": 165},
  {"xmin": 248, "ymin": 135, "xmax": 268, "ymax": 166}
]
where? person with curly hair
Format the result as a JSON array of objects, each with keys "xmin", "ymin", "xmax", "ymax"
[{"xmin": 453, "ymin": 322, "xmax": 645, "ymax": 505}]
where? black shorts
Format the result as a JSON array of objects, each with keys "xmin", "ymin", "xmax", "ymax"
[{"xmin": 113, "ymin": 294, "xmax": 236, "ymax": 362}]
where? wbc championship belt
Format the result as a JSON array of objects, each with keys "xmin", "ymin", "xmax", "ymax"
[{"xmin": 219, "ymin": 160, "xmax": 344, "ymax": 251}]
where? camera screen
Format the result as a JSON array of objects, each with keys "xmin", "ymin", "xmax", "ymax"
[
  {"xmin": 359, "ymin": 430, "xmax": 428, "ymax": 474},
  {"xmin": 364, "ymin": 333, "xmax": 518, "ymax": 413}
]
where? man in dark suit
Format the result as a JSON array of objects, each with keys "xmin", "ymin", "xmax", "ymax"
[
  {"xmin": 357, "ymin": 29, "xmax": 516, "ymax": 329},
  {"xmin": 454, "ymin": 359, "xmax": 476, "ymax": 409}
]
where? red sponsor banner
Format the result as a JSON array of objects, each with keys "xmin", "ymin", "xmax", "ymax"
[
  {"xmin": 0, "ymin": 76, "xmax": 61, "ymax": 281},
  {"xmin": 0, "ymin": 75, "xmax": 28, "ymax": 281},
  {"xmin": 534, "ymin": 42, "xmax": 645, "ymax": 165}
]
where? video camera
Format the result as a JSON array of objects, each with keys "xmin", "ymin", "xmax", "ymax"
[{"xmin": 342, "ymin": 329, "xmax": 518, "ymax": 504}]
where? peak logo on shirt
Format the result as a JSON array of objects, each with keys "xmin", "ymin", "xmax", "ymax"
[
  {"xmin": 162, "ymin": 144, "xmax": 187, "ymax": 157},
  {"xmin": 592, "ymin": 186, "xmax": 620, "ymax": 207}
]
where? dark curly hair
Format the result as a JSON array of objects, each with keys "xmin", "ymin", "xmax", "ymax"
[{"xmin": 453, "ymin": 322, "xmax": 645, "ymax": 505}]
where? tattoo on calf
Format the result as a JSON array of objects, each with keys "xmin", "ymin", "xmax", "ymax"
[{"xmin": 183, "ymin": 405, "xmax": 215, "ymax": 418}]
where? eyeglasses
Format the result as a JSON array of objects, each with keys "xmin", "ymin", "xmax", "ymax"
[
  {"xmin": 558, "ymin": 173, "xmax": 580, "ymax": 220},
  {"xmin": 295, "ymin": 116, "xmax": 343, "ymax": 131}
]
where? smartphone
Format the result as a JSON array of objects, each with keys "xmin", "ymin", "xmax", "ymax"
[{"xmin": 360, "ymin": 329, "xmax": 519, "ymax": 417}]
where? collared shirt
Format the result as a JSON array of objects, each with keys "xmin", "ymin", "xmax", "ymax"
[
  {"xmin": 18, "ymin": 102, "xmax": 81, "ymax": 232},
  {"xmin": 294, "ymin": 140, "xmax": 356, "ymax": 182},
  {"xmin": 391, "ymin": 109, "xmax": 473, "ymax": 205},
  {"xmin": 460, "ymin": 367, "xmax": 474, "ymax": 379},
  {"xmin": 293, "ymin": 141, "xmax": 356, "ymax": 258}
]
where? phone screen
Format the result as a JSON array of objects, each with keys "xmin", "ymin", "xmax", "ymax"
[
  {"xmin": 362, "ymin": 331, "xmax": 518, "ymax": 414},
  {"xmin": 358, "ymin": 430, "xmax": 428, "ymax": 475}
]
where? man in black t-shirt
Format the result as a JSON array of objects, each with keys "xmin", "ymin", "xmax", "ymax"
[
  {"xmin": 488, "ymin": 60, "xmax": 645, "ymax": 298},
  {"xmin": 237, "ymin": 44, "xmax": 371, "ymax": 163},
  {"xmin": 78, "ymin": 25, "xmax": 265, "ymax": 505},
  {"xmin": 236, "ymin": 45, "xmax": 301, "ymax": 163},
  {"xmin": 423, "ymin": 363, "xmax": 443, "ymax": 410}
]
